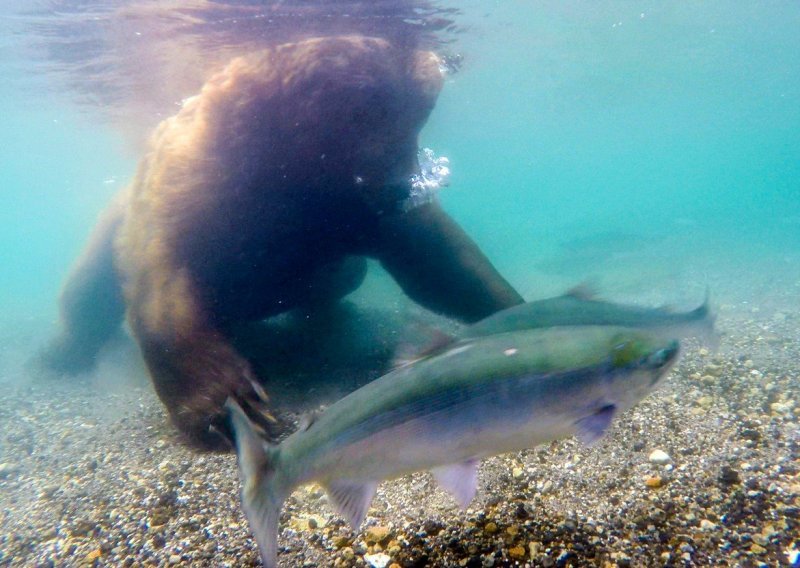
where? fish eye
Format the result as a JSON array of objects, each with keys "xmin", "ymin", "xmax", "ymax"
[{"xmin": 646, "ymin": 341, "xmax": 680, "ymax": 368}]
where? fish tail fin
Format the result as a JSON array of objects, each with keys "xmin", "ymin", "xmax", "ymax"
[
  {"xmin": 226, "ymin": 399, "xmax": 292, "ymax": 568},
  {"xmin": 695, "ymin": 287, "xmax": 720, "ymax": 351}
]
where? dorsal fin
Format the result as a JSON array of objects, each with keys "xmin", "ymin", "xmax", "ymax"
[
  {"xmin": 565, "ymin": 282, "xmax": 597, "ymax": 300},
  {"xmin": 391, "ymin": 328, "xmax": 456, "ymax": 369}
]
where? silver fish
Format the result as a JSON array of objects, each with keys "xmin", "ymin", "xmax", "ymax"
[{"xmin": 228, "ymin": 326, "xmax": 680, "ymax": 567}]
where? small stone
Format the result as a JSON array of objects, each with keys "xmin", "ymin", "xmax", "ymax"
[
  {"xmin": 364, "ymin": 552, "xmax": 391, "ymax": 568},
  {"xmin": 168, "ymin": 555, "xmax": 181, "ymax": 565},
  {"xmin": 718, "ymin": 466, "xmax": 740, "ymax": 485},
  {"xmin": 512, "ymin": 467, "xmax": 524, "ymax": 478},
  {"xmin": 771, "ymin": 401, "xmax": 795, "ymax": 415},
  {"xmin": 341, "ymin": 547, "xmax": 355, "ymax": 560},
  {"xmin": 484, "ymin": 522, "xmax": 498, "ymax": 534},
  {"xmin": 0, "ymin": 463, "xmax": 19, "ymax": 479},
  {"xmin": 505, "ymin": 525, "xmax": 519, "ymax": 536},
  {"xmin": 509, "ymin": 545, "xmax": 526, "ymax": 559},
  {"xmin": 644, "ymin": 475, "xmax": 664, "ymax": 489},
  {"xmin": 85, "ymin": 549, "xmax": 102, "ymax": 563},
  {"xmin": 332, "ymin": 535, "xmax": 351, "ymax": 549},
  {"xmin": 305, "ymin": 514, "xmax": 326, "ymax": 530},
  {"xmin": 648, "ymin": 450, "xmax": 671, "ymax": 465},
  {"xmin": 696, "ymin": 396, "xmax": 713, "ymax": 409},
  {"xmin": 364, "ymin": 526, "xmax": 391, "ymax": 546},
  {"xmin": 750, "ymin": 543, "xmax": 766, "ymax": 555},
  {"xmin": 149, "ymin": 510, "xmax": 170, "ymax": 527},
  {"xmin": 422, "ymin": 519, "xmax": 443, "ymax": 536},
  {"xmin": 699, "ymin": 519, "xmax": 716, "ymax": 530}
]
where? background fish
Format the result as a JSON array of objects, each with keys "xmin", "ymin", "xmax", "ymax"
[
  {"xmin": 463, "ymin": 287, "xmax": 716, "ymax": 345},
  {"xmin": 394, "ymin": 288, "xmax": 715, "ymax": 368},
  {"xmin": 228, "ymin": 326, "xmax": 680, "ymax": 567}
]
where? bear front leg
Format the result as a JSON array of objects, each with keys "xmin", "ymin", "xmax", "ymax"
[
  {"xmin": 127, "ymin": 271, "xmax": 271, "ymax": 450},
  {"xmin": 376, "ymin": 200, "xmax": 523, "ymax": 323}
]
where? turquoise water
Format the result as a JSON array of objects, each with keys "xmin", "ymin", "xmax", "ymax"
[
  {"xmin": 426, "ymin": 2, "xmax": 800, "ymax": 297},
  {"xmin": 1, "ymin": 3, "xmax": 799, "ymax": 567},
  {"xmin": 2, "ymin": 2, "xmax": 798, "ymax": 327}
]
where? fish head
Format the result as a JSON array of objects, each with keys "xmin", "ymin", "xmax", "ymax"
[
  {"xmin": 573, "ymin": 332, "xmax": 680, "ymax": 445},
  {"xmin": 603, "ymin": 332, "xmax": 681, "ymax": 413}
]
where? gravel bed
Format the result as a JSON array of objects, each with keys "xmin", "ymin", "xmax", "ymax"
[{"xmin": 1, "ymin": 284, "xmax": 798, "ymax": 567}]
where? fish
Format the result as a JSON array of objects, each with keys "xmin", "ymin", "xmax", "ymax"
[
  {"xmin": 463, "ymin": 287, "xmax": 716, "ymax": 344},
  {"xmin": 392, "ymin": 287, "xmax": 715, "ymax": 368},
  {"xmin": 227, "ymin": 326, "xmax": 681, "ymax": 567}
]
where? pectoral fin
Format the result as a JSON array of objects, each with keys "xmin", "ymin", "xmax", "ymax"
[
  {"xmin": 431, "ymin": 459, "xmax": 479, "ymax": 509},
  {"xmin": 574, "ymin": 404, "xmax": 616, "ymax": 446},
  {"xmin": 325, "ymin": 480, "xmax": 378, "ymax": 530}
]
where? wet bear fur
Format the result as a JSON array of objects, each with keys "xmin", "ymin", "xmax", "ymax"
[{"xmin": 41, "ymin": 36, "xmax": 522, "ymax": 449}]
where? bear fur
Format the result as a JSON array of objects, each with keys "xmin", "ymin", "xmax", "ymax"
[{"xmin": 41, "ymin": 36, "xmax": 522, "ymax": 449}]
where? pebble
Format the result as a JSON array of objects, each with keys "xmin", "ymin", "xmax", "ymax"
[
  {"xmin": 699, "ymin": 519, "xmax": 716, "ymax": 530},
  {"xmin": 0, "ymin": 463, "xmax": 19, "ymax": 479},
  {"xmin": 770, "ymin": 400, "xmax": 795, "ymax": 415},
  {"xmin": 364, "ymin": 526, "xmax": 391, "ymax": 545},
  {"xmin": 648, "ymin": 450, "xmax": 672, "ymax": 465},
  {"xmin": 364, "ymin": 552, "xmax": 391, "ymax": 568},
  {"xmin": 332, "ymin": 535, "xmax": 351, "ymax": 549},
  {"xmin": 509, "ymin": 545, "xmax": 526, "ymax": 559},
  {"xmin": 644, "ymin": 475, "xmax": 664, "ymax": 489},
  {"xmin": 2, "ymin": 298, "xmax": 798, "ymax": 568},
  {"xmin": 696, "ymin": 396, "xmax": 714, "ymax": 409}
]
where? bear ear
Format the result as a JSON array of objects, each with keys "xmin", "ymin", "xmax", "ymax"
[{"xmin": 412, "ymin": 51, "xmax": 445, "ymax": 103}]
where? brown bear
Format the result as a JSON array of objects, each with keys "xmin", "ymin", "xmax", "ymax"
[{"xmin": 41, "ymin": 35, "xmax": 522, "ymax": 449}]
